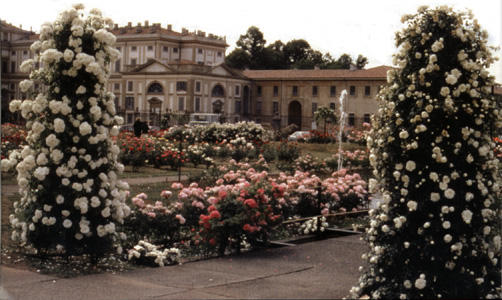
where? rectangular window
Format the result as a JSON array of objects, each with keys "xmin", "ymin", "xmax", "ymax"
[
  {"xmin": 131, "ymin": 58, "xmax": 136, "ymax": 65},
  {"xmin": 115, "ymin": 60, "xmax": 121, "ymax": 72},
  {"xmin": 176, "ymin": 81, "xmax": 187, "ymax": 92},
  {"xmin": 114, "ymin": 83, "xmax": 120, "ymax": 90},
  {"xmin": 312, "ymin": 102, "xmax": 318, "ymax": 117},
  {"xmin": 116, "ymin": 47, "xmax": 121, "ymax": 51},
  {"xmin": 195, "ymin": 81, "xmax": 201, "ymax": 93},
  {"xmin": 348, "ymin": 113, "xmax": 355, "ymax": 126},
  {"xmin": 178, "ymin": 97, "xmax": 184, "ymax": 111},
  {"xmin": 127, "ymin": 113, "xmax": 133, "ymax": 124},
  {"xmin": 235, "ymin": 85, "xmax": 240, "ymax": 96},
  {"xmin": 330, "ymin": 102, "xmax": 336, "ymax": 110},
  {"xmin": 217, "ymin": 52, "xmax": 222, "ymax": 57},
  {"xmin": 131, "ymin": 46, "xmax": 137, "ymax": 51},
  {"xmin": 257, "ymin": 85, "xmax": 262, "ymax": 95},
  {"xmin": 2, "ymin": 61, "xmax": 7, "ymax": 73},
  {"xmin": 273, "ymin": 102, "xmax": 279, "ymax": 114},
  {"xmin": 173, "ymin": 48, "xmax": 178, "ymax": 53},
  {"xmin": 11, "ymin": 61, "xmax": 15, "ymax": 73},
  {"xmin": 11, "ymin": 51, "xmax": 15, "ymax": 56},
  {"xmin": 198, "ymin": 48, "xmax": 203, "ymax": 54},
  {"xmin": 364, "ymin": 113, "xmax": 371, "ymax": 124},
  {"xmin": 256, "ymin": 102, "xmax": 262, "ymax": 114},
  {"xmin": 235, "ymin": 100, "xmax": 241, "ymax": 113},
  {"xmin": 312, "ymin": 86, "xmax": 318, "ymax": 96},
  {"xmin": 163, "ymin": 46, "xmax": 168, "ymax": 52},
  {"xmin": 365, "ymin": 86, "xmax": 371, "ymax": 96},
  {"xmin": 194, "ymin": 97, "xmax": 201, "ymax": 112},
  {"xmin": 273, "ymin": 85, "xmax": 279, "ymax": 95},
  {"xmin": 127, "ymin": 81, "xmax": 133, "ymax": 92},
  {"xmin": 147, "ymin": 45, "xmax": 153, "ymax": 51},
  {"xmin": 292, "ymin": 86, "xmax": 298, "ymax": 96},
  {"xmin": 125, "ymin": 97, "xmax": 134, "ymax": 110},
  {"xmin": 350, "ymin": 86, "xmax": 356, "ymax": 95},
  {"xmin": 23, "ymin": 50, "xmax": 28, "ymax": 55},
  {"xmin": 330, "ymin": 86, "xmax": 336, "ymax": 96}
]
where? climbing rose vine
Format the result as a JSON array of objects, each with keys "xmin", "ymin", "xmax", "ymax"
[
  {"xmin": 351, "ymin": 6, "xmax": 501, "ymax": 299},
  {"xmin": 7, "ymin": 4, "xmax": 130, "ymax": 260}
]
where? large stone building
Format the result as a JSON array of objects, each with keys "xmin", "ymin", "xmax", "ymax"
[{"xmin": 1, "ymin": 20, "xmax": 391, "ymax": 130}]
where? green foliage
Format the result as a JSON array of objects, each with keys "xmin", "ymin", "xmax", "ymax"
[{"xmin": 226, "ymin": 26, "xmax": 369, "ymax": 70}]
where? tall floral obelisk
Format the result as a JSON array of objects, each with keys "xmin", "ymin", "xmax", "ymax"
[
  {"xmin": 351, "ymin": 6, "xmax": 501, "ymax": 299},
  {"xmin": 8, "ymin": 4, "xmax": 130, "ymax": 261}
]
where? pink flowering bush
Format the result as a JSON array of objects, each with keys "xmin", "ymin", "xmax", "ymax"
[
  {"xmin": 123, "ymin": 183, "xmax": 206, "ymax": 248},
  {"xmin": 197, "ymin": 169, "xmax": 283, "ymax": 255},
  {"xmin": 277, "ymin": 169, "xmax": 369, "ymax": 218}
]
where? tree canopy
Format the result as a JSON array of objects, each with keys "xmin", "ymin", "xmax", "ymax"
[{"xmin": 226, "ymin": 26, "xmax": 369, "ymax": 70}]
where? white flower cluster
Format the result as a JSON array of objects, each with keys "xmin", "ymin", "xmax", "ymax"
[
  {"xmin": 127, "ymin": 240, "xmax": 181, "ymax": 267},
  {"xmin": 298, "ymin": 216, "xmax": 329, "ymax": 235},
  {"xmin": 355, "ymin": 6, "xmax": 502, "ymax": 299},
  {"xmin": 6, "ymin": 5, "xmax": 131, "ymax": 255}
]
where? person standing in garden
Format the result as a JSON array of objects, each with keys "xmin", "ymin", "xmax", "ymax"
[
  {"xmin": 133, "ymin": 117, "xmax": 143, "ymax": 138},
  {"xmin": 351, "ymin": 6, "xmax": 501, "ymax": 299}
]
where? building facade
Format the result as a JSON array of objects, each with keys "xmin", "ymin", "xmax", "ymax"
[{"xmin": 2, "ymin": 20, "xmax": 392, "ymax": 130}]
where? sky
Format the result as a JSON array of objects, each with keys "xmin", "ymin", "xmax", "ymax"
[{"xmin": 2, "ymin": 0, "xmax": 501, "ymax": 82}]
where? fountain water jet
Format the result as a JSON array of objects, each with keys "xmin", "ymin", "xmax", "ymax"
[{"xmin": 337, "ymin": 90, "xmax": 347, "ymax": 171}]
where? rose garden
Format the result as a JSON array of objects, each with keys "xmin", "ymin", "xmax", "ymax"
[{"xmin": 1, "ymin": 4, "xmax": 501, "ymax": 299}]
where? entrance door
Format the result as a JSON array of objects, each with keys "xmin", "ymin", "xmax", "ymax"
[{"xmin": 288, "ymin": 101, "xmax": 302, "ymax": 130}]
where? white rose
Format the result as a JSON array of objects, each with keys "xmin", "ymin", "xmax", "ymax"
[
  {"xmin": 63, "ymin": 219, "xmax": 72, "ymax": 228},
  {"xmin": 79, "ymin": 122, "xmax": 92, "ymax": 136},
  {"xmin": 462, "ymin": 210, "xmax": 473, "ymax": 224},
  {"xmin": 54, "ymin": 118, "xmax": 65, "ymax": 133}
]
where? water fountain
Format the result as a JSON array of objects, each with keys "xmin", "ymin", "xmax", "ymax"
[{"xmin": 337, "ymin": 90, "xmax": 347, "ymax": 171}]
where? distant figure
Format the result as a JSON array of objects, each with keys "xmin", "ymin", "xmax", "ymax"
[
  {"xmin": 133, "ymin": 118, "xmax": 143, "ymax": 138},
  {"xmin": 142, "ymin": 121, "xmax": 149, "ymax": 135}
]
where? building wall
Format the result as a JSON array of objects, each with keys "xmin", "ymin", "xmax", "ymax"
[{"xmin": 1, "ymin": 20, "xmax": 386, "ymax": 130}]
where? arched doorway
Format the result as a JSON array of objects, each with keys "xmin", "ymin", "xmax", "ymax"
[
  {"xmin": 288, "ymin": 101, "xmax": 302, "ymax": 130},
  {"xmin": 212, "ymin": 100, "xmax": 223, "ymax": 113},
  {"xmin": 148, "ymin": 98, "xmax": 162, "ymax": 128}
]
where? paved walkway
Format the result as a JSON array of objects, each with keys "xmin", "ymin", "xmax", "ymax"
[{"xmin": 0, "ymin": 234, "xmax": 366, "ymax": 300}]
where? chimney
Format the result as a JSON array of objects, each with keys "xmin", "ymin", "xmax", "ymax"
[
  {"xmin": 349, "ymin": 63, "xmax": 357, "ymax": 71},
  {"xmin": 144, "ymin": 20, "xmax": 149, "ymax": 27},
  {"xmin": 167, "ymin": 24, "xmax": 172, "ymax": 31},
  {"xmin": 127, "ymin": 22, "xmax": 132, "ymax": 29},
  {"xmin": 114, "ymin": 24, "xmax": 118, "ymax": 29}
]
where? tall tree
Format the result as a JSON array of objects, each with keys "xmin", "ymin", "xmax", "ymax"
[
  {"xmin": 236, "ymin": 26, "xmax": 266, "ymax": 69},
  {"xmin": 225, "ymin": 48, "xmax": 250, "ymax": 69},
  {"xmin": 334, "ymin": 53, "xmax": 353, "ymax": 69},
  {"xmin": 283, "ymin": 39, "xmax": 312, "ymax": 66},
  {"xmin": 351, "ymin": 6, "xmax": 501, "ymax": 299},
  {"xmin": 7, "ymin": 4, "xmax": 130, "ymax": 261},
  {"xmin": 355, "ymin": 54, "xmax": 369, "ymax": 69}
]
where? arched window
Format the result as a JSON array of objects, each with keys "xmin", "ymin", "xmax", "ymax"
[
  {"xmin": 147, "ymin": 83, "xmax": 163, "ymax": 94},
  {"xmin": 211, "ymin": 85, "xmax": 224, "ymax": 97}
]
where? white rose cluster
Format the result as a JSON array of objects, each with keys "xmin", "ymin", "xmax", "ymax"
[
  {"xmin": 8, "ymin": 4, "xmax": 131, "ymax": 257},
  {"xmin": 353, "ymin": 6, "xmax": 501, "ymax": 300}
]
